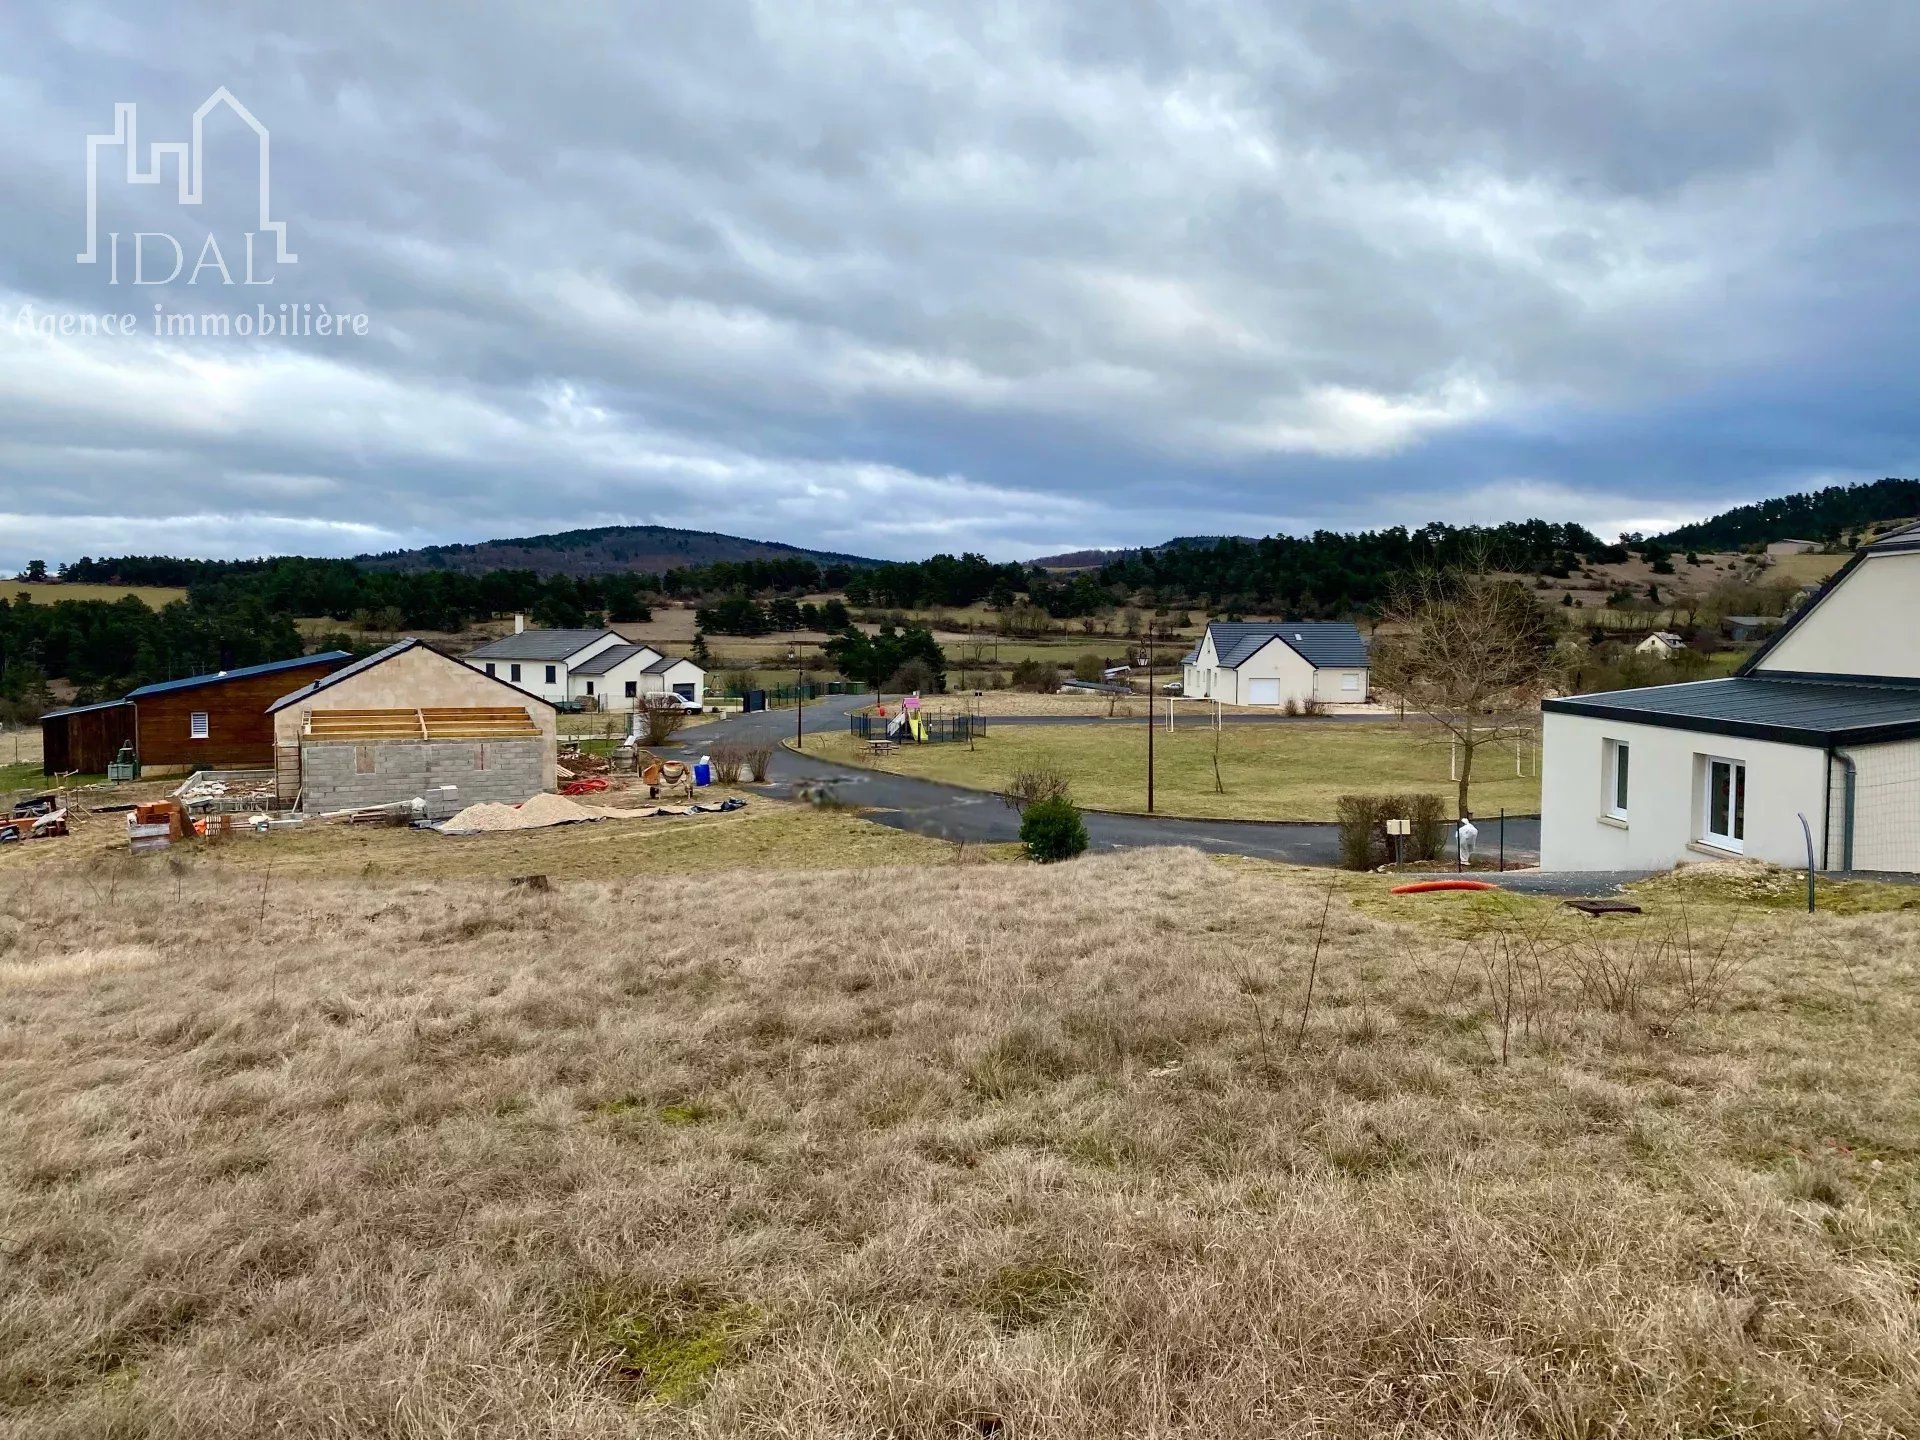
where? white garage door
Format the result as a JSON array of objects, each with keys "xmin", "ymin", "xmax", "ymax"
[{"xmin": 1247, "ymin": 678, "xmax": 1282, "ymax": 706}]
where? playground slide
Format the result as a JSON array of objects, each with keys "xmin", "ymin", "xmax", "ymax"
[
  {"xmin": 887, "ymin": 711, "xmax": 909, "ymax": 739},
  {"xmin": 909, "ymin": 714, "xmax": 928, "ymax": 742}
]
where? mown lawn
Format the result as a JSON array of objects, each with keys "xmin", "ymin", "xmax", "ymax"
[{"xmin": 804, "ymin": 720, "xmax": 1541, "ymax": 821}]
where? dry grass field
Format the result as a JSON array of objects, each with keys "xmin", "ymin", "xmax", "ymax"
[
  {"xmin": 2, "ymin": 849, "xmax": 1919, "ymax": 1437},
  {"xmin": 0, "ymin": 792, "xmax": 998, "ymax": 883},
  {"xmin": 3, "ymin": 582, "xmax": 186, "ymax": 608},
  {"xmin": 807, "ymin": 720, "xmax": 1542, "ymax": 821}
]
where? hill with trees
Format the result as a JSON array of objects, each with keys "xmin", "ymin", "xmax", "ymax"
[
  {"xmin": 1657, "ymin": 477, "xmax": 1920, "ymax": 550},
  {"xmin": 354, "ymin": 524, "xmax": 878, "ymax": 578}
]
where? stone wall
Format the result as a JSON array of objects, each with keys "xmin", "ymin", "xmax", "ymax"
[{"xmin": 299, "ymin": 738, "xmax": 546, "ymax": 813}]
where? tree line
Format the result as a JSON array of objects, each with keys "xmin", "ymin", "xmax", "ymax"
[
  {"xmin": 1656, "ymin": 477, "xmax": 1920, "ymax": 551},
  {"xmin": 0, "ymin": 591, "xmax": 307, "ymax": 722},
  {"xmin": 1094, "ymin": 521, "xmax": 1616, "ymax": 614}
]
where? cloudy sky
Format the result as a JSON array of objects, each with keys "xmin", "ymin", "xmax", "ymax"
[{"xmin": 2, "ymin": 2, "xmax": 1917, "ymax": 570}]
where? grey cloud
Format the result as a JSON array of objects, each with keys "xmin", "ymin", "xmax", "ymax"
[{"xmin": 1, "ymin": 1, "xmax": 1918, "ymax": 573}]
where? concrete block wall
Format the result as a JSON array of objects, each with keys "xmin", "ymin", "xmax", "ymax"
[{"xmin": 299, "ymin": 738, "xmax": 546, "ymax": 813}]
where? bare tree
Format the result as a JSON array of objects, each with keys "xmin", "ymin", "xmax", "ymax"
[
  {"xmin": 1371, "ymin": 564, "xmax": 1562, "ymax": 818},
  {"xmin": 635, "ymin": 695, "xmax": 688, "ymax": 747}
]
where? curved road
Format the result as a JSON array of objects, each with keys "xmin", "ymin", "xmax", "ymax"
[{"xmin": 687, "ymin": 696, "xmax": 1543, "ymax": 868}]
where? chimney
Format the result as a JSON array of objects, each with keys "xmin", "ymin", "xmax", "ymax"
[{"xmin": 513, "ymin": 613, "xmax": 526, "ymax": 634}]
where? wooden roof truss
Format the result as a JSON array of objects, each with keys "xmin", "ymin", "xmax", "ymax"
[{"xmin": 302, "ymin": 707, "xmax": 540, "ymax": 743}]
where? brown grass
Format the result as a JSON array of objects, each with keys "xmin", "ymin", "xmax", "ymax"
[
  {"xmin": 2, "ymin": 850, "xmax": 1918, "ymax": 1437},
  {"xmin": 0, "ymin": 794, "xmax": 1003, "ymax": 883}
]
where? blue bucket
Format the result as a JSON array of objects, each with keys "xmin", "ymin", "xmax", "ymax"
[{"xmin": 693, "ymin": 761, "xmax": 712, "ymax": 786}]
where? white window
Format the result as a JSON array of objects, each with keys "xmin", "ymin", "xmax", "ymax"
[
  {"xmin": 1700, "ymin": 756, "xmax": 1746, "ymax": 852},
  {"xmin": 189, "ymin": 711, "xmax": 209, "ymax": 740},
  {"xmin": 545, "ymin": 665, "xmax": 557, "ymax": 685},
  {"xmin": 1605, "ymin": 739, "xmax": 1630, "ymax": 819},
  {"xmin": 624, "ymin": 680, "xmax": 637, "ymax": 698},
  {"xmin": 1341, "ymin": 672, "xmax": 1360, "ymax": 693}
]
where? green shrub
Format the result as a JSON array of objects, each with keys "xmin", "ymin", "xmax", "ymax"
[
  {"xmin": 1336, "ymin": 794, "xmax": 1386, "ymax": 870},
  {"xmin": 1406, "ymin": 792, "xmax": 1448, "ymax": 861},
  {"xmin": 1021, "ymin": 796, "xmax": 1089, "ymax": 863},
  {"xmin": 1336, "ymin": 791, "xmax": 1455, "ymax": 870}
]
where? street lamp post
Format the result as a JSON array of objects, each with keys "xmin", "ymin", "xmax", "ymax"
[
  {"xmin": 794, "ymin": 648, "xmax": 805, "ymax": 750},
  {"xmin": 1145, "ymin": 625, "xmax": 1155, "ymax": 813}
]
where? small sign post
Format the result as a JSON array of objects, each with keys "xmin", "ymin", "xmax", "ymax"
[{"xmin": 1386, "ymin": 816, "xmax": 1410, "ymax": 868}]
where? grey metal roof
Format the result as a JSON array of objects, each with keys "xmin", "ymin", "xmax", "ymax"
[
  {"xmin": 568, "ymin": 643, "xmax": 659, "ymax": 676},
  {"xmin": 1868, "ymin": 520, "xmax": 1920, "ymax": 553},
  {"xmin": 1205, "ymin": 621, "xmax": 1368, "ymax": 670},
  {"xmin": 40, "ymin": 698, "xmax": 133, "ymax": 720},
  {"xmin": 124, "ymin": 650, "xmax": 350, "ymax": 700},
  {"xmin": 464, "ymin": 628, "xmax": 618, "ymax": 661},
  {"xmin": 643, "ymin": 653, "xmax": 701, "ymax": 674},
  {"xmin": 1545, "ymin": 676, "xmax": 1920, "ymax": 747}
]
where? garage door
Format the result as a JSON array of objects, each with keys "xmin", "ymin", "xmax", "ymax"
[{"xmin": 1247, "ymin": 678, "xmax": 1282, "ymax": 706}]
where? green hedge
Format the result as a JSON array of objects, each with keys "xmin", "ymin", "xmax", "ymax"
[{"xmin": 1335, "ymin": 793, "xmax": 1450, "ymax": 871}]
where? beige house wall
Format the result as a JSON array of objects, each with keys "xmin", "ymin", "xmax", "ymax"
[
  {"xmin": 1755, "ymin": 550, "xmax": 1920, "ymax": 679},
  {"xmin": 272, "ymin": 645, "xmax": 557, "ymax": 787}
]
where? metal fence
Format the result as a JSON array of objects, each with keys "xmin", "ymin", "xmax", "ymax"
[
  {"xmin": 849, "ymin": 710, "xmax": 985, "ymax": 744},
  {"xmin": 723, "ymin": 680, "xmax": 867, "ymax": 713}
]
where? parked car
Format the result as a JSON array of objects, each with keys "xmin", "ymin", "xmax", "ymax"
[{"xmin": 1161, "ymin": 680, "xmax": 1183, "ymax": 694}]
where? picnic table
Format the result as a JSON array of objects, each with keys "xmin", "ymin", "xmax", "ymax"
[{"xmin": 864, "ymin": 739, "xmax": 897, "ymax": 758}]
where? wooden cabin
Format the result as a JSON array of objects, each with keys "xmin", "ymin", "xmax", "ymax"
[{"xmin": 122, "ymin": 652, "xmax": 352, "ymax": 769}]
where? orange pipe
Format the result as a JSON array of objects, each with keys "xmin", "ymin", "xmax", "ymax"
[{"xmin": 1389, "ymin": 879, "xmax": 1499, "ymax": 895}]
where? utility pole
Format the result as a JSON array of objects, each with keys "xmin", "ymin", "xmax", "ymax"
[{"xmin": 1145, "ymin": 624, "xmax": 1155, "ymax": 813}]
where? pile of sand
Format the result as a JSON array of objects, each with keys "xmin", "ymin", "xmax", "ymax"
[{"xmin": 442, "ymin": 792, "xmax": 599, "ymax": 835}]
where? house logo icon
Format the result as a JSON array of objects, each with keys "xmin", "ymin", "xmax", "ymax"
[{"xmin": 78, "ymin": 88, "xmax": 295, "ymax": 282}]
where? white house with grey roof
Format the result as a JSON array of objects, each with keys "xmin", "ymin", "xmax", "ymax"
[
  {"xmin": 463, "ymin": 626, "xmax": 627, "ymax": 705},
  {"xmin": 1180, "ymin": 622, "xmax": 1370, "ymax": 707},
  {"xmin": 463, "ymin": 623, "xmax": 705, "ymax": 711},
  {"xmin": 1541, "ymin": 521, "xmax": 1920, "ymax": 873}
]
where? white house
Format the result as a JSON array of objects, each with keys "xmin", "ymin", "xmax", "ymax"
[
  {"xmin": 1180, "ymin": 622, "xmax": 1369, "ymax": 706},
  {"xmin": 464, "ymin": 625, "xmax": 707, "ymax": 712},
  {"xmin": 1541, "ymin": 522, "xmax": 1920, "ymax": 873},
  {"xmin": 1634, "ymin": 631, "xmax": 1686, "ymax": 658},
  {"xmin": 565, "ymin": 642, "xmax": 664, "ymax": 709},
  {"xmin": 463, "ymin": 626, "xmax": 627, "ymax": 706},
  {"xmin": 639, "ymin": 655, "xmax": 707, "ymax": 710}
]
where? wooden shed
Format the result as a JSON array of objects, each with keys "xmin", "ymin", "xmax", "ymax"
[
  {"xmin": 39, "ymin": 699, "xmax": 136, "ymax": 776},
  {"xmin": 125, "ymin": 652, "xmax": 352, "ymax": 769}
]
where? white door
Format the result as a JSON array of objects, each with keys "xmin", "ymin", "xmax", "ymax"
[{"xmin": 1247, "ymin": 678, "xmax": 1282, "ymax": 706}]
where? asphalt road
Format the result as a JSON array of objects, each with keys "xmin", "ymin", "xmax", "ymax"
[{"xmin": 688, "ymin": 696, "xmax": 1546, "ymax": 871}]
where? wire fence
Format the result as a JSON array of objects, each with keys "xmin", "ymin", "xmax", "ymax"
[{"xmin": 1834, "ymin": 741, "xmax": 1920, "ymax": 872}]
